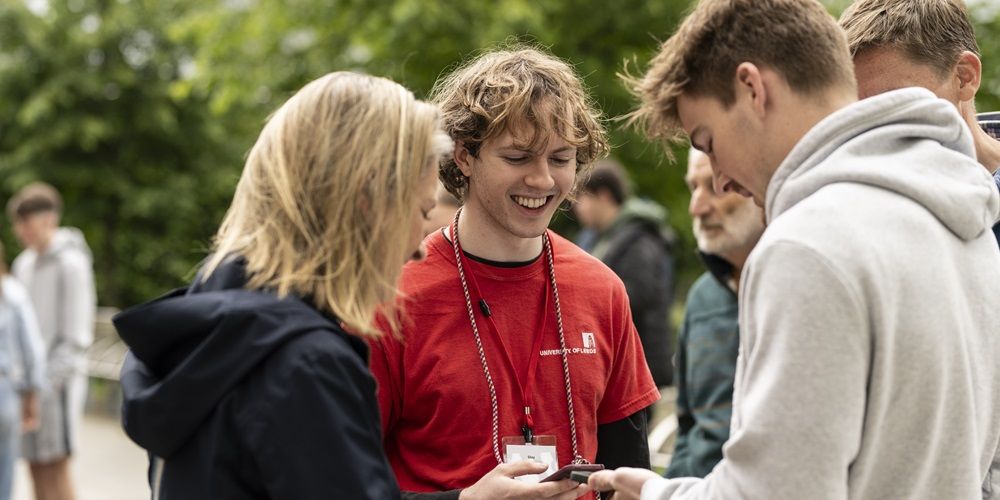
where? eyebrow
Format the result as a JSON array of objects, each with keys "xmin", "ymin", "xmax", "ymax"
[{"xmin": 498, "ymin": 145, "xmax": 575, "ymax": 154}]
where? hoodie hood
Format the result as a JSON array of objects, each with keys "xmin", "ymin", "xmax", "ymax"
[
  {"xmin": 115, "ymin": 260, "xmax": 348, "ymax": 458},
  {"xmin": 44, "ymin": 227, "xmax": 92, "ymax": 262},
  {"xmin": 591, "ymin": 198, "xmax": 676, "ymax": 261},
  {"xmin": 615, "ymin": 198, "xmax": 675, "ymax": 241},
  {"xmin": 766, "ymin": 87, "xmax": 1000, "ymax": 241}
]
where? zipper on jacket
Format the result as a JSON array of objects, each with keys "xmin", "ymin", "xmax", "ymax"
[{"xmin": 152, "ymin": 457, "xmax": 165, "ymax": 500}]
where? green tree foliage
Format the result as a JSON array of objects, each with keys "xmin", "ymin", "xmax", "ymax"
[
  {"xmin": 0, "ymin": 0, "xmax": 235, "ymax": 306},
  {"xmin": 0, "ymin": 0, "xmax": 996, "ymax": 307}
]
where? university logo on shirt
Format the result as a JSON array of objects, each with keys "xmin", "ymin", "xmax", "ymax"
[{"xmin": 539, "ymin": 332, "xmax": 598, "ymax": 357}]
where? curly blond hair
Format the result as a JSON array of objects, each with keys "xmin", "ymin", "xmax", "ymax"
[
  {"xmin": 627, "ymin": 0, "xmax": 855, "ymax": 150},
  {"xmin": 431, "ymin": 46, "xmax": 609, "ymax": 200}
]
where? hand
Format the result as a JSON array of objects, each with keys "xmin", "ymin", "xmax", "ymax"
[
  {"xmin": 587, "ymin": 468, "xmax": 661, "ymax": 500},
  {"xmin": 20, "ymin": 391, "xmax": 39, "ymax": 432},
  {"xmin": 459, "ymin": 461, "xmax": 589, "ymax": 500}
]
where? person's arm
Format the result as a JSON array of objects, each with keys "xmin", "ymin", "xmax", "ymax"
[
  {"xmin": 401, "ymin": 462, "xmax": 586, "ymax": 500},
  {"xmin": 9, "ymin": 281, "xmax": 45, "ymax": 430},
  {"xmin": 596, "ymin": 409, "xmax": 650, "ymax": 470},
  {"xmin": 48, "ymin": 255, "xmax": 95, "ymax": 388},
  {"xmin": 401, "ymin": 491, "xmax": 460, "ymax": 500},
  {"xmin": 594, "ymin": 240, "xmax": 870, "ymax": 499},
  {"xmin": 664, "ymin": 310, "xmax": 693, "ymax": 478},
  {"xmin": 10, "ymin": 284, "xmax": 46, "ymax": 394}
]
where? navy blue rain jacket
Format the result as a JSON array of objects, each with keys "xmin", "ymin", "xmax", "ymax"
[{"xmin": 115, "ymin": 260, "xmax": 400, "ymax": 500}]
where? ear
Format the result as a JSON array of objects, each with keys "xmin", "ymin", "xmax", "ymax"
[
  {"xmin": 955, "ymin": 50, "xmax": 982, "ymax": 103},
  {"xmin": 453, "ymin": 141, "xmax": 474, "ymax": 177},
  {"xmin": 735, "ymin": 62, "xmax": 768, "ymax": 118}
]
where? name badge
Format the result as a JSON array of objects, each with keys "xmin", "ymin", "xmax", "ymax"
[{"xmin": 502, "ymin": 435, "xmax": 557, "ymax": 482}]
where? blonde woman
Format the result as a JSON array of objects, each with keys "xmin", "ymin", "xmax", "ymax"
[{"xmin": 113, "ymin": 72, "xmax": 448, "ymax": 500}]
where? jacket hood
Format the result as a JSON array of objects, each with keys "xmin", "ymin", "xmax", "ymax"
[
  {"xmin": 46, "ymin": 227, "xmax": 92, "ymax": 262},
  {"xmin": 114, "ymin": 260, "xmax": 343, "ymax": 457},
  {"xmin": 611, "ymin": 198, "xmax": 677, "ymax": 244},
  {"xmin": 766, "ymin": 87, "xmax": 1000, "ymax": 241}
]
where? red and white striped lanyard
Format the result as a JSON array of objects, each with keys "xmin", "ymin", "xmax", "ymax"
[{"xmin": 449, "ymin": 207, "xmax": 586, "ymax": 465}]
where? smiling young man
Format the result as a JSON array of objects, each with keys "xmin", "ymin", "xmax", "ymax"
[
  {"xmin": 369, "ymin": 47, "xmax": 660, "ymax": 500},
  {"xmin": 586, "ymin": 0, "xmax": 1000, "ymax": 499}
]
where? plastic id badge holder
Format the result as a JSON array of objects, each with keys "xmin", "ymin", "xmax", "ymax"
[{"xmin": 502, "ymin": 435, "xmax": 557, "ymax": 483}]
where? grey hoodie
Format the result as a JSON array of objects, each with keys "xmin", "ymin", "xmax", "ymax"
[
  {"xmin": 12, "ymin": 227, "xmax": 95, "ymax": 388},
  {"xmin": 642, "ymin": 88, "xmax": 1000, "ymax": 499}
]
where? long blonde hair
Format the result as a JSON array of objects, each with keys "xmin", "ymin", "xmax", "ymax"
[{"xmin": 204, "ymin": 72, "xmax": 449, "ymax": 337}]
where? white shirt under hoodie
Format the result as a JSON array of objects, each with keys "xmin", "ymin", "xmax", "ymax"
[{"xmin": 643, "ymin": 88, "xmax": 1000, "ymax": 500}]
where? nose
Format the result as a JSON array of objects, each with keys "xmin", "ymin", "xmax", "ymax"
[
  {"xmin": 524, "ymin": 158, "xmax": 556, "ymax": 191},
  {"xmin": 688, "ymin": 187, "xmax": 713, "ymax": 218}
]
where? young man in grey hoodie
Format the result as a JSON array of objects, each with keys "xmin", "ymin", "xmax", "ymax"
[
  {"xmin": 7, "ymin": 182, "xmax": 95, "ymax": 500},
  {"xmin": 588, "ymin": 0, "xmax": 1000, "ymax": 499}
]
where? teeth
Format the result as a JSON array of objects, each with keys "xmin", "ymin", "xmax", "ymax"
[{"xmin": 514, "ymin": 196, "xmax": 547, "ymax": 209}]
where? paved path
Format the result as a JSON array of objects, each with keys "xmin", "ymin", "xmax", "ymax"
[{"xmin": 13, "ymin": 414, "xmax": 149, "ymax": 500}]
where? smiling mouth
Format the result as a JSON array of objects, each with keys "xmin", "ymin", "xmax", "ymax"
[{"xmin": 512, "ymin": 195, "xmax": 553, "ymax": 209}]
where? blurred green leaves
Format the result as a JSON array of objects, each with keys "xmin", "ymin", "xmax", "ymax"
[{"xmin": 0, "ymin": 0, "xmax": 996, "ymax": 306}]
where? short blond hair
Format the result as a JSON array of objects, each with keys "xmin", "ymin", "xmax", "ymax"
[
  {"xmin": 204, "ymin": 72, "xmax": 450, "ymax": 337},
  {"xmin": 628, "ymin": 0, "xmax": 855, "ymax": 148},
  {"xmin": 840, "ymin": 0, "xmax": 979, "ymax": 76},
  {"xmin": 431, "ymin": 46, "xmax": 609, "ymax": 201}
]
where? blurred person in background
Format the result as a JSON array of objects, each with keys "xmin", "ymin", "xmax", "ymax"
[
  {"xmin": 114, "ymin": 72, "xmax": 450, "ymax": 499},
  {"xmin": 574, "ymin": 159, "xmax": 676, "ymax": 391},
  {"xmin": 841, "ymin": 0, "xmax": 1000, "ymax": 247},
  {"xmin": 664, "ymin": 149, "xmax": 763, "ymax": 479},
  {"xmin": 7, "ymin": 183, "xmax": 94, "ymax": 500},
  {"xmin": 0, "ymin": 241, "xmax": 45, "ymax": 500}
]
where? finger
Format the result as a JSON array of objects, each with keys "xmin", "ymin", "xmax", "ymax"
[
  {"xmin": 556, "ymin": 483, "xmax": 589, "ymax": 500},
  {"xmin": 532, "ymin": 479, "xmax": 583, "ymax": 497},
  {"xmin": 588, "ymin": 470, "xmax": 616, "ymax": 492},
  {"xmin": 498, "ymin": 460, "xmax": 550, "ymax": 477}
]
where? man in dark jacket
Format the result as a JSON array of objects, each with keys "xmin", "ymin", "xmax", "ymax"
[
  {"xmin": 575, "ymin": 159, "xmax": 677, "ymax": 389},
  {"xmin": 664, "ymin": 149, "xmax": 764, "ymax": 479}
]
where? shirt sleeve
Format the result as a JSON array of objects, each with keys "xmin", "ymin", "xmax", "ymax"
[
  {"xmin": 638, "ymin": 240, "xmax": 869, "ymax": 499},
  {"xmin": 595, "ymin": 285, "xmax": 659, "ymax": 424},
  {"xmin": 11, "ymin": 288, "xmax": 46, "ymax": 392},
  {"xmin": 368, "ymin": 320, "xmax": 404, "ymax": 442},
  {"xmin": 597, "ymin": 410, "xmax": 650, "ymax": 469},
  {"xmin": 48, "ymin": 253, "xmax": 95, "ymax": 387},
  {"xmin": 664, "ymin": 308, "xmax": 693, "ymax": 478}
]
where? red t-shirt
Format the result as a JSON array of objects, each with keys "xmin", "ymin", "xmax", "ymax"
[{"xmin": 370, "ymin": 229, "xmax": 659, "ymax": 492}]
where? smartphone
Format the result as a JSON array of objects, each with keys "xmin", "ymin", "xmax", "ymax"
[
  {"xmin": 539, "ymin": 463, "xmax": 604, "ymax": 482},
  {"xmin": 978, "ymin": 111, "xmax": 1000, "ymax": 141}
]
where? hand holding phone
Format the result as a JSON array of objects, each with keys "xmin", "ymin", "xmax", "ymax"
[{"xmin": 539, "ymin": 463, "xmax": 604, "ymax": 482}]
